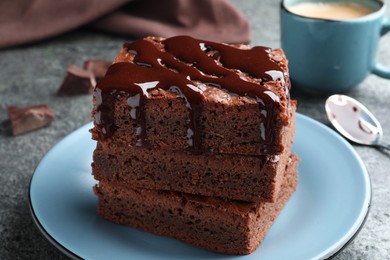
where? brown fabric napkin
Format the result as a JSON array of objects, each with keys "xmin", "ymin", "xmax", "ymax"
[{"xmin": 0, "ymin": 0, "xmax": 251, "ymax": 49}]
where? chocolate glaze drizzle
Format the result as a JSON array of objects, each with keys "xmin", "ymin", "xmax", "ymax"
[{"xmin": 95, "ymin": 35, "xmax": 284, "ymax": 153}]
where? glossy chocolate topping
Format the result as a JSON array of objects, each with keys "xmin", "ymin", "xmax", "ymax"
[{"xmin": 95, "ymin": 36, "xmax": 284, "ymax": 152}]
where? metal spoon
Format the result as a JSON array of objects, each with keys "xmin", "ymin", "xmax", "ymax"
[{"xmin": 325, "ymin": 94, "xmax": 390, "ymax": 150}]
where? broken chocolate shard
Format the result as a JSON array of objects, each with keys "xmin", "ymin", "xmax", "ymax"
[
  {"xmin": 83, "ymin": 59, "xmax": 112, "ymax": 83},
  {"xmin": 56, "ymin": 64, "xmax": 96, "ymax": 96},
  {"xmin": 8, "ymin": 104, "xmax": 55, "ymax": 136}
]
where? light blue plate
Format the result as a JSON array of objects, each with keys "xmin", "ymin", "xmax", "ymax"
[{"xmin": 29, "ymin": 114, "xmax": 371, "ymax": 260}]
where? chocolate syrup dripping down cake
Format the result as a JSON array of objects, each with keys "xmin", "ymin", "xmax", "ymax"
[{"xmin": 91, "ymin": 36, "xmax": 298, "ymax": 255}]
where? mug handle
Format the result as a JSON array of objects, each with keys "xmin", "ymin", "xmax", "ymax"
[{"xmin": 372, "ymin": 17, "xmax": 390, "ymax": 78}]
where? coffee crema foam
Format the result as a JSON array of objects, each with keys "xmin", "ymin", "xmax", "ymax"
[{"xmin": 287, "ymin": 2, "xmax": 374, "ymax": 20}]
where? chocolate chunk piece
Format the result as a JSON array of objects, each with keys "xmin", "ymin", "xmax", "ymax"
[
  {"xmin": 83, "ymin": 59, "xmax": 112, "ymax": 83},
  {"xmin": 8, "ymin": 104, "xmax": 55, "ymax": 136},
  {"xmin": 56, "ymin": 65, "xmax": 96, "ymax": 96}
]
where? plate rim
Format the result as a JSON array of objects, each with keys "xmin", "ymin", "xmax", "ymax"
[
  {"xmin": 28, "ymin": 200, "xmax": 82, "ymax": 260},
  {"xmin": 28, "ymin": 113, "xmax": 371, "ymax": 260}
]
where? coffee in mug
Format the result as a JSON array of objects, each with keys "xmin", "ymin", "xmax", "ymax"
[
  {"xmin": 287, "ymin": 2, "xmax": 373, "ymax": 20},
  {"xmin": 281, "ymin": 0, "xmax": 390, "ymax": 94}
]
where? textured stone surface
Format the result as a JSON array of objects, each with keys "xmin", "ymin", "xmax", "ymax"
[{"xmin": 0, "ymin": 0, "xmax": 389, "ymax": 259}]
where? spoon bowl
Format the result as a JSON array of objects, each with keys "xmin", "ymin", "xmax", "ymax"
[{"xmin": 325, "ymin": 94, "xmax": 390, "ymax": 150}]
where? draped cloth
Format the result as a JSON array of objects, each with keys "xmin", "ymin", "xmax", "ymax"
[{"xmin": 0, "ymin": 0, "xmax": 251, "ymax": 49}]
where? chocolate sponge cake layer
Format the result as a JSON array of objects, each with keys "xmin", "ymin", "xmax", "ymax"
[
  {"xmin": 92, "ymin": 102, "xmax": 295, "ymax": 202},
  {"xmin": 90, "ymin": 36, "xmax": 299, "ymax": 255},
  {"xmin": 94, "ymin": 154, "xmax": 299, "ymax": 255},
  {"xmin": 91, "ymin": 36, "xmax": 291, "ymax": 156}
]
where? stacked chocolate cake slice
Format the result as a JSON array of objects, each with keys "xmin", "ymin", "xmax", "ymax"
[{"xmin": 91, "ymin": 36, "xmax": 298, "ymax": 255}]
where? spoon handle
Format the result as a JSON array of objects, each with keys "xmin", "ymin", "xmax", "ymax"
[{"xmin": 376, "ymin": 142, "xmax": 390, "ymax": 151}]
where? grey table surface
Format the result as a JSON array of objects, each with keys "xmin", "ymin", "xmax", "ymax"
[{"xmin": 1, "ymin": 0, "xmax": 389, "ymax": 259}]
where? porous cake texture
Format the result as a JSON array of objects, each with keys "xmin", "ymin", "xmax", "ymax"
[
  {"xmin": 91, "ymin": 35, "xmax": 295, "ymax": 202},
  {"xmin": 91, "ymin": 36, "xmax": 292, "ymax": 156},
  {"xmin": 91, "ymin": 35, "xmax": 298, "ymax": 255},
  {"xmin": 94, "ymin": 154, "xmax": 299, "ymax": 255},
  {"xmin": 93, "ymin": 102, "xmax": 295, "ymax": 202}
]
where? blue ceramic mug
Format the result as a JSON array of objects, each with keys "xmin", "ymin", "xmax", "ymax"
[{"xmin": 281, "ymin": 0, "xmax": 390, "ymax": 94}]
